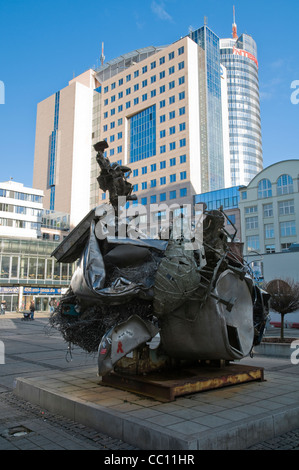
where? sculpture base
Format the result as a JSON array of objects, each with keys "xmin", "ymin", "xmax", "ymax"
[{"xmin": 101, "ymin": 363, "xmax": 264, "ymax": 402}]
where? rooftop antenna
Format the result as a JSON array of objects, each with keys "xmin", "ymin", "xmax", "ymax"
[
  {"xmin": 232, "ymin": 5, "xmax": 238, "ymax": 39},
  {"xmin": 204, "ymin": 16, "xmax": 208, "ymax": 26},
  {"xmin": 100, "ymin": 42, "xmax": 105, "ymax": 67}
]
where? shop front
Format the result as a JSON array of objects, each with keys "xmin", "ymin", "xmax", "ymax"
[
  {"xmin": 22, "ymin": 287, "xmax": 66, "ymax": 312},
  {"xmin": 0, "ymin": 287, "xmax": 19, "ymax": 312}
]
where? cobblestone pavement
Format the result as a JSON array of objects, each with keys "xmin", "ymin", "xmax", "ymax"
[{"xmin": 0, "ymin": 388, "xmax": 138, "ymax": 450}]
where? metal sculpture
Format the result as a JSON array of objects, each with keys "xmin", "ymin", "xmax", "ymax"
[{"xmin": 50, "ymin": 141, "xmax": 269, "ymax": 381}]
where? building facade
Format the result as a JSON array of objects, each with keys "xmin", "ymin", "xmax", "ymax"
[
  {"xmin": 33, "ymin": 31, "xmax": 232, "ymax": 226},
  {"xmin": 33, "ymin": 69, "xmax": 98, "ymax": 227},
  {"xmin": 0, "ymin": 180, "xmax": 43, "ymax": 239},
  {"xmin": 194, "ymin": 186, "xmax": 242, "ymax": 241},
  {"xmin": 239, "ymin": 160, "xmax": 299, "ymax": 256},
  {"xmin": 220, "ymin": 22, "xmax": 263, "ymax": 186}
]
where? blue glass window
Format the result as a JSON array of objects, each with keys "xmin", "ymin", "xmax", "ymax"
[{"xmin": 130, "ymin": 105, "xmax": 156, "ymax": 163}]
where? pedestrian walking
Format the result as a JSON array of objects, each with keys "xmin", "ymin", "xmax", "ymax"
[
  {"xmin": 29, "ymin": 300, "xmax": 35, "ymax": 320},
  {"xmin": 0, "ymin": 300, "xmax": 6, "ymax": 315}
]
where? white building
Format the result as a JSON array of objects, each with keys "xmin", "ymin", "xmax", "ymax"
[
  {"xmin": 238, "ymin": 160, "xmax": 299, "ymax": 288},
  {"xmin": 0, "ymin": 180, "xmax": 43, "ymax": 239}
]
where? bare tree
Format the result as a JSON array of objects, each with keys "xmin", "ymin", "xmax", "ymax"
[{"xmin": 266, "ymin": 279, "xmax": 299, "ymax": 341}]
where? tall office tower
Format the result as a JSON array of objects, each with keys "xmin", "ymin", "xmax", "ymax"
[
  {"xmin": 220, "ymin": 12, "xmax": 263, "ymax": 186},
  {"xmin": 190, "ymin": 24, "xmax": 226, "ymax": 192},
  {"xmin": 91, "ymin": 35, "xmax": 230, "ymax": 223},
  {"xmin": 33, "ymin": 31, "xmax": 230, "ymax": 230},
  {"xmin": 33, "ymin": 69, "xmax": 98, "ymax": 227}
]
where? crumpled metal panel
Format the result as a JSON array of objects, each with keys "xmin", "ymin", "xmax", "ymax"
[
  {"xmin": 98, "ymin": 315, "xmax": 160, "ymax": 376},
  {"xmin": 71, "ymin": 220, "xmax": 162, "ymax": 307},
  {"xmin": 159, "ymin": 270, "xmax": 254, "ymax": 361}
]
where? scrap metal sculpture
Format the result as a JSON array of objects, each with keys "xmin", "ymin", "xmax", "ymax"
[{"xmin": 50, "ymin": 141, "xmax": 269, "ymax": 378}]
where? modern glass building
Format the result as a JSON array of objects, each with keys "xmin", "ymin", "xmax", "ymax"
[
  {"xmin": 220, "ymin": 25, "xmax": 263, "ymax": 186},
  {"xmin": 190, "ymin": 26, "xmax": 225, "ymax": 192}
]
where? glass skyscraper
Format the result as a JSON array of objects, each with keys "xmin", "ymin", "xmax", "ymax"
[
  {"xmin": 190, "ymin": 26, "xmax": 225, "ymax": 192},
  {"xmin": 220, "ymin": 27, "xmax": 263, "ymax": 187}
]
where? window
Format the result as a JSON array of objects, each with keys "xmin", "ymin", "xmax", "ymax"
[
  {"xmin": 151, "ymin": 90, "xmax": 156, "ymax": 98},
  {"xmin": 141, "ymin": 197, "xmax": 147, "ymax": 205},
  {"xmin": 170, "ymin": 157, "xmax": 176, "ymax": 166},
  {"xmin": 169, "ymin": 142, "xmax": 176, "ymax": 151},
  {"xmin": 280, "ymin": 221, "xmax": 296, "ymax": 237},
  {"xmin": 258, "ymin": 179, "xmax": 272, "ymax": 198},
  {"xmin": 142, "ymin": 166, "xmax": 147, "ymax": 175},
  {"xmin": 159, "ymin": 56, "xmax": 165, "ymax": 65},
  {"xmin": 277, "ymin": 174, "xmax": 293, "ymax": 195},
  {"xmin": 111, "ymin": 95, "xmax": 115, "ymax": 102},
  {"xmin": 142, "ymin": 94, "xmax": 147, "ymax": 101},
  {"xmin": 126, "ymin": 101, "xmax": 131, "ymax": 109},
  {"xmin": 179, "ymin": 91, "xmax": 185, "ymax": 100},
  {"xmin": 179, "ymin": 107, "xmax": 185, "ymax": 116},
  {"xmin": 134, "ymin": 70, "xmax": 139, "ymax": 78},
  {"xmin": 160, "ymin": 85, "xmax": 165, "ymax": 93},
  {"xmin": 142, "ymin": 182, "xmax": 147, "ymax": 190},
  {"xmin": 169, "ymin": 126, "xmax": 175, "ymax": 135},
  {"xmin": 169, "ymin": 96, "xmax": 175, "ymax": 104},
  {"xmin": 265, "ymin": 245, "xmax": 275, "ymax": 254},
  {"xmin": 126, "ymin": 74, "xmax": 131, "ymax": 82},
  {"xmin": 151, "ymin": 61, "xmax": 156, "ymax": 69},
  {"xmin": 241, "ymin": 191, "xmax": 247, "ymax": 200},
  {"xmin": 169, "ymin": 66, "xmax": 175, "ymax": 75},
  {"xmin": 160, "ymin": 177, "xmax": 166, "ymax": 185},
  {"xmin": 178, "ymin": 61, "xmax": 185, "ymax": 70},
  {"xmin": 160, "ymin": 129, "xmax": 166, "ymax": 138},
  {"xmin": 126, "ymin": 88, "xmax": 131, "ymax": 95},
  {"xmin": 278, "ymin": 200, "xmax": 294, "ymax": 215},
  {"xmin": 169, "ymin": 80, "xmax": 175, "ymax": 89},
  {"xmin": 150, "ymin": 195, "xmax": 156, "ymax": 203},
  {"xmin": 134, "ymin": 98, "xmax": 139, "ymax": 105},
  {"xmin": 133, "ymin": 184, "xmax": 138, "ymax": 192},
  {"xmin": 118, "ymin": 78, "xmax": 123, "ymax": 86},
  {"xmin": 245, "ymin": 206, "xmax": 257, "ymax": 214},
  {"xmin": 160, "ymin": 145, "xmax": 166, "ymax": 154},
  {"xmin": 179, "ymin": 122, "xmax": 186, "ymax": 132},
  {"xmin": 169, "ymin": 190, "xmax": 176, "ymax": 200},
  {"xmin": 118, "ymin": 105, "xmax": 123, "ymax": 112},
  {"xmin": 133, "ymin": 169, "xmax": 138, "ymax": 177},
  {"xmin": 160, "ymin": 192, "xmax": 166, "ymax": 201},
  {"xmin": 246, "ymin": 216, "xmax": 258, "ymax": 230},
  {"xmin": 179, "ymin": 138, "xmax": 186, "ymax": 147},
  {"xmin": 150, "ymin": 179, "xmax": 156, "ymax": 188},
  {"xmin": 263, "ymin": 203, "xmax": 273, "ymax": 218},
  {"xmin": 142, "ymin": 79, "xmax": 147, "ymax": 88},
  {"xmin": 180, "ymin": 154, "xmax": 186, "ymax": 164},
  {"xmin": 169, "ymin": 51, "xmax": 174, "ymax": 60},
  {"xmin": 142, "ymin": 65, "xmax": 147, "ymax": 74},
  {"xmin": 246, "ymin": 235, "xmax": 260, "ymax": 252},
  {"xmin": 180, "ymin": 188, "xmax": 187, "ymax": 197},
  {"xmin": 160, "ymin": 161, "xmax": 166, "ymax": 169},
  {"xmin": 134, "ymin": 84, "xmax": 139, "ymax": 91},
  {"xmin": 160, "ymin": 71, "xmax": 165, "ymax": 79},
  {"xmin": 178, "ymin": 76, "xmax": 185, "ymax": 85},
  {"xmin": 264, "ymin": 223, "xmax": 274, "ymax": 239},
  {"xmin": 160, "ymin": 115, "xmax": 166, "ymax": 123},
  {"xmin": 227, "ymin": 214, "xmax": 236, "ymax": 225},
  {"xmin": 151, "ymin": 75, "xmax": 156, "ymax": 83},
  {"xmin": 118, "ymin": 91, "xmax": 123, "ymax": 99},
  {"xmin": 169, "ymin": 111, "xmax": 175, "ymax": 119},
  {"xmin": 180, "ymin": 171, "xmax": 187, "ymax": 180},
  {"xmin": 160, "ymin": 100, "xmax": 165, "ymax": 108},
  {"xmin": 111, "ymin": 82, "xmax": 116, "ymax": 89},
  {"xmin": 178, "ymin": 46, "xmax": 184, "ymax": 55},
  {"xmin": 151, "ymin": 164, "xmax": 156, "ymax": 172},
  {"xmin": 170, "ymin": 174, "xmax": 176, "ymax": 183}
]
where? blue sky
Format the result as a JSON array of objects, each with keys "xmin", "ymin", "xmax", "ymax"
[{"xmin": 0, "ymin": 0, "xmax": 298, "ymax": 187}]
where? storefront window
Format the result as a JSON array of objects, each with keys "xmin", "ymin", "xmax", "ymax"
[
  {"xmin": 20, "ymin": 258, "xmax": 28, "ymax": 279},
  {"xmin": 46, "ymin": 259, "xmax": 53, "ymax": 279},
  {"xmin": 11, "ymin": 256, "xmax": 19, "ymax": 278},
  {"xmin": 53, "ymin": 261, "xmax": 60, "ymax": 280},
  {"xmin": 1, "ymin": 256, "xmax": 10, "ymax": 278},
  {"xmin": 29, "ymin": 257, "xmax": 37, "ymax": 279},
  {"xmin": 37, "ymin": 259, "xmax": 45, "ymax": 279}
]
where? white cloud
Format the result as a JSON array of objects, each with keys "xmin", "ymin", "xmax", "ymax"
[{"xmin": 151, "ymin": 1, "xmax": 173, "ymax": 22}]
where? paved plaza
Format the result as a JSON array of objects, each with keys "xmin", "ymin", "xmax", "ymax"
[{"xmin": 0, "ymin": 312, "xmax": 299, "ymax": 450}]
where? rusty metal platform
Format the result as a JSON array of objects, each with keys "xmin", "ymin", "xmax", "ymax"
[{"xmin": 101, "ymin": 363, "xmax": 264, "ymax": 402}]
